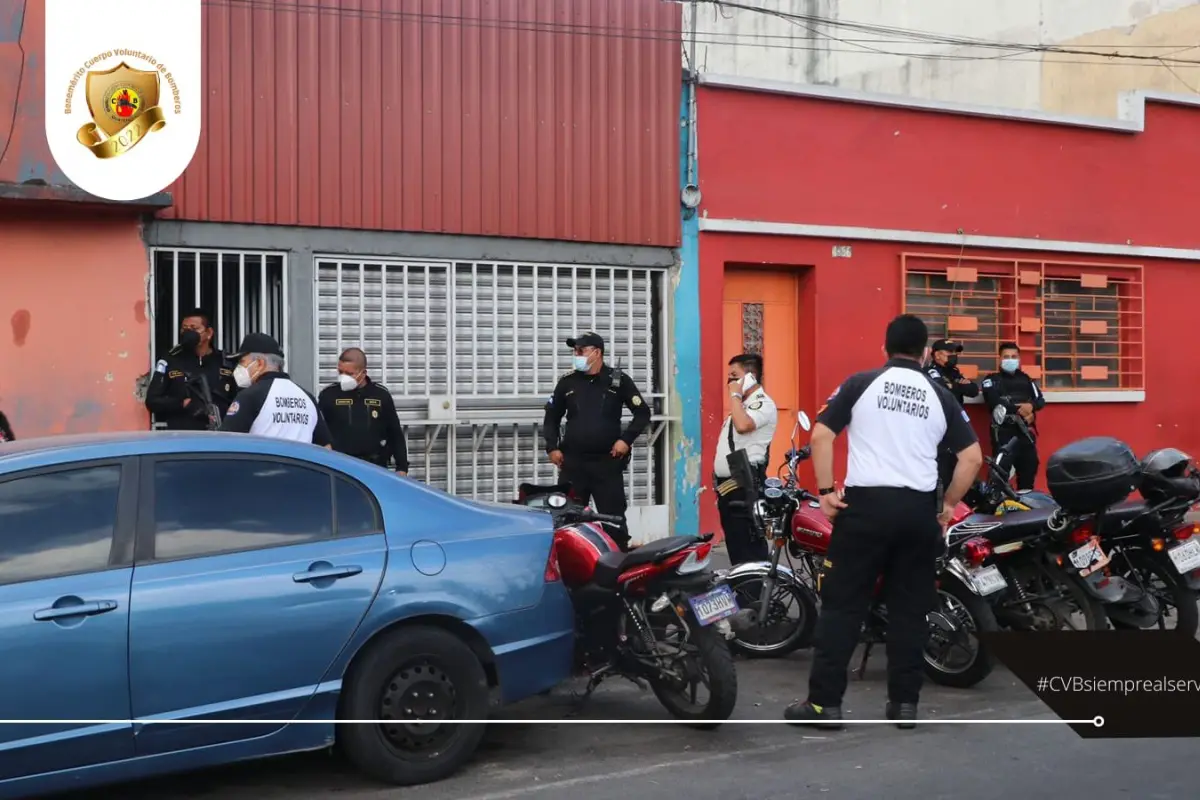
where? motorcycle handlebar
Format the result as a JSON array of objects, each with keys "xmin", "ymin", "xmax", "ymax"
[{"xmin": 559, "ymin": 508, "xmax": 624, "ymax": 526}]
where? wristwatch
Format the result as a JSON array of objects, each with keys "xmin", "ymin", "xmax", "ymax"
[
  {"xmin": 818, "ymin": 487, "xmax": 836, "ymax": 496},
  {"xmin": 730, "ymin": 392, "xmax": 743, "ymax": 401}
]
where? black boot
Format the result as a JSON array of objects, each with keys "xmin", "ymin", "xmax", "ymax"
[
  {"xmin": 784, "ymin": 701, "xmax": 843, "ymax": 730},
  {"xmin": 885, "ymin": 701, "xmax": 917, "ymax": 730}
]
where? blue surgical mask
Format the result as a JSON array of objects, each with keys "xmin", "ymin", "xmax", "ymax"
[
  {"xmin": 1001, "ymin": 358, "xmax": 1019, "ymax": 373},
  {"xmin": 573, "ymin": 355, "xmax": 590, "ymax": 372}
]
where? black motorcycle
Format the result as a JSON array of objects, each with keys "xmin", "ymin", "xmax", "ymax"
[{"xmin": 947, "ymin": 406, "xmax": 1109, "ymax": 632}]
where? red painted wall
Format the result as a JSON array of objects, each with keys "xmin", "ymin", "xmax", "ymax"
[
  {"xmin": 0, "ymin": 209, "xmax": 152, "ymax": 438},
  {"xmin": 694, "ymin": 86, "xmax": 1200, "ymax": 537},
  {"xmin": 697, "ymin": 86, "xmax": 1197, "ymax": 249},
  {"xmin": 158, "ymin": 0, "xmax": 681, "ymax": 246}
]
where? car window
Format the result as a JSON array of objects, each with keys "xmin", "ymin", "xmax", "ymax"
[
  {"xmin": 335, "ymin": 477, "xmax": 382, "ymax": 537},
  {"xmin": 153, "ymin": 459, "xmax": 333, "ymax": 560},
  {"xmin": 0, "ymin": 465, "xmax": 122, "ymax": 586}
]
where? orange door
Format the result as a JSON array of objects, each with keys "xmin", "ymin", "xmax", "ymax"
[{"xmin": 722, "ymin": 269, "xmax": 800, "ymax": 478}]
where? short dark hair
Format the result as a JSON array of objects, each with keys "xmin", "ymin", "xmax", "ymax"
[
  {"xmin": 884, "ymin": 314, "xmax": 928, "ymax": 358},
  {"xmin": 180, "ymin": 308, "xmax": 211, "ymax": 329},
  {"xmin": 729, "ymin": 353, "xmax": 763, "ymax": 382},
  {"xmin": 999, "ymin": 341, "xmax": 1020, "ymax": 354},
  {"xmin": 339, "ymin": 347, "xmax": 367, "ymax": 369}
]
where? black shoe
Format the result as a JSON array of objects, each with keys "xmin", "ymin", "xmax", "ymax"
[
  {"xmin": 784, "ymin": 701, "xmax": 843, "ymax": 730},
  {"xmin": 886, "ymin": 701, "xmax": 918, "ymax": 729}
]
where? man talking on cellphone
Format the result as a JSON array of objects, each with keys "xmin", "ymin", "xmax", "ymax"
[
  {"xmin": 712, "ymin": 353, "xmax": 777, "ymax": 566},
  {"xmin": 784, "ymin": 314, "xmax": 982, "ymax": 730}
]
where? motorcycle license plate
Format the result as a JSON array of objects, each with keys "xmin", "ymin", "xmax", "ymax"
[
  {"xmin": 968, "ymin": 565, "xmax": 1007, "ymax": 596},
  {"xmin": 1168, "ymin": 537, "xmax": 1200, "ymax": 574},
  {"xmin": 688, "ymin": 584, "xmax": 740, "ymax": 626},
  {"xmin": 1069, "ymin": 538, "xmax": 1110, "ymax": 577}
]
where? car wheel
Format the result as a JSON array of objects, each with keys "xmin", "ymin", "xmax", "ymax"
[{"xmin": 338, "ymin": 626, "xmax": 490, "ymax": 786}]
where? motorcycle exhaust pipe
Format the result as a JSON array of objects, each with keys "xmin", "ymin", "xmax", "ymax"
[
  {"xmin": 1105, "ymin": 596, "xmax": 1163, "ymax": 629},
  {"xmin": 1081, "ymin": 572, "xmax": 1144, "ymax": 604}
]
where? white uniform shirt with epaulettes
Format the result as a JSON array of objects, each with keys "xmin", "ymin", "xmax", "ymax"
[
  {"xmin": 713, "ymin": 386, "xmax": 779, "ymax": 479},
  {"xmin": 815, "ymin": 358, "xmax": 977, "ymax": 493}
]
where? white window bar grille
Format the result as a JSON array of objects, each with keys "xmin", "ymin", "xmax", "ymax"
[{"xmin": 314, "ymin": 257, "xmax": 669, "ymax": 505}]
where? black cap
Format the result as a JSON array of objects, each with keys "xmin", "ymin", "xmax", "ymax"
[
  {"xmin": 565, "ymin": 332, "xmax": 604, "ymax": 351},
  {"xmin": 931, "ymin": 339, "xmax": 963, "ymax": 353},
  {"xmin": 229, "ymin": 332, "xmax": 284, "ymax": 360}
]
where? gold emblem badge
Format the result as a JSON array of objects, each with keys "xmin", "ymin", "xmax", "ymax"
[
  {"xmin": 632, "ymin": 396, "xmax": 642, "ymax": 407},
  {"xmin": 78, "ymin": 61, "xmax": 168, "ymax": 159},
  {"xmin": 372, "ymin": 409, "xmax": 379, "ymax": 419}
]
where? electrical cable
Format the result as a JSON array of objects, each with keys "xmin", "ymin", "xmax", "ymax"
[
  {"xmin": 201, "ymin": 0, "xmax": 1200, "ymax": 69},
  {"xmin": 704, "ymin": 0, "xmax": 1200, "ymax": 65}
]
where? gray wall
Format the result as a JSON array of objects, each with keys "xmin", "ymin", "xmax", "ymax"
[{"xmin": 145, "ymin": 220, "xmax": 675, "ymax": 391}]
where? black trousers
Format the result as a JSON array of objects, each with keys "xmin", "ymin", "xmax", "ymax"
[
  {"xmin": 808, "ymin": 486, "xmax": 942, "ymax": 708},
  {"xmin": 992, "ymin": 429, "xmax": 1040, "ymax": 491},
  {"xmin": 562, "ymin": 455, "xmax": 631, "ymax": 550},
  {"xmin": 716, "ymin": 488, "xmax": 768, "ymax": 566}
]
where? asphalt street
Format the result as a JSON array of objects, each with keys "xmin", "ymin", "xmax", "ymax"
[{"xmin": 54, "ymin": 648, "xmax": 1194, "ymax": 800}]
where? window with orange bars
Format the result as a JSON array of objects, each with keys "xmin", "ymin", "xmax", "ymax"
[{"xmin": 900, "ymin": 253, "xmax": 1144, "ymax": 392}]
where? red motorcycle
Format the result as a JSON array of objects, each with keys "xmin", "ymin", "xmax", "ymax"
[
  {"xmin": 719, "ymin": 413, "xmax": 1000, "ymax": 688},
  {"xmin": 516, "ymin": 483, "xmax": 739, "ymax": 725}
]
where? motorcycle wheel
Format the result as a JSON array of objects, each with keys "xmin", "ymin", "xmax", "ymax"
[
  {"xmin": 923, "ymin": 577, "xmax": 999, "ymax": 689},
  {"xmin": 1014, "ymin": 562, "xmax": 1109, "ymax": 631},
  {"xmin": 1108, "ymin": 549, "xmax": 1200, "ymax": 637},
  {"xmin": 649, "ymin": 619, "xmax": 738, "ymax": 728},
  {"xmin": 726, "ymin": 573, "xmax": 817, "ymax": 658}
]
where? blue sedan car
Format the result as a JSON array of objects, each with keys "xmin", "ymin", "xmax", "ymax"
[{"xmin": 0, "ymin": 432, "xmax": 575, "ymax": 798}]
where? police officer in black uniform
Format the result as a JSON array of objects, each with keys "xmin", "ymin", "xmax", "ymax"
[
  {"xmin": 926, "ymin": 339, "xmax": 979, "ymax": 492},
  {"xmin": 318, "ymin": 347, "xmax": 410, "ymax": 475},
  {"xmin": 786, "ymin": 314, "xmax": 982, "ymax": 729},
  {"xmin": 144, "ymin": 308, "xmax": 238, "ymax": 430},
  {"xmin": 981, "ymin": 341, "xmax": 1046, "ymax": 490},
  {"xmin": 543, "ymin": 332, "xmax": 651, "ymax": 551}
]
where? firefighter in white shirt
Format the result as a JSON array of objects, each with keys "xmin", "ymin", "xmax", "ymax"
[{"xmin": 713, "ymin": 353, "xmax": 778, "ymax": 566}]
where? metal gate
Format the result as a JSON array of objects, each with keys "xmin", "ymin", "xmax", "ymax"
[
  {"xmin": 314, "ymin": 257, "xmax": 669, "ymax": 511},
  {"xmin": 147, "ymin": 248, "xmax": 288, "ymax": 426}
]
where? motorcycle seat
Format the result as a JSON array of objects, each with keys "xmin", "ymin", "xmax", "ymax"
[
  {"xmin": 955, "ymin": 507, "xmax": 1058, "ymax": 546},
  {"xmin": 591, "ymin": 535, "xmax": 703, "ymax": 588},
  {"xmin": 1097, "ymin": 499, "xmax": 1148, "ymax": 524},
  {"xmin": 518, "ymin": 482, "xmax": 572, "ymax": 498}
]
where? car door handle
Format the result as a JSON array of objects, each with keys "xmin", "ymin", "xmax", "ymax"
[
  {"xmin": 292, "ymin": 565, "xmax": 363, "ymax": 583},
  {"xmin": 33, "ymin": 600, "xmax": 119, "ymax": 622}
]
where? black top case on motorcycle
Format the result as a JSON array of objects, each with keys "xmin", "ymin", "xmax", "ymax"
[{"xmin": 1045, "ymin": 436, "xmax": 1141, "ymax": 515}]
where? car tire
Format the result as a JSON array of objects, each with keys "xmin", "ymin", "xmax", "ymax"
[{"xmin": 338, "ymin": 626, "xmax": 490, "ymax": 786}]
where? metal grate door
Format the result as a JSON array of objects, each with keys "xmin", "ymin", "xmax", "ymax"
[
  {"xmin": 315, "ymin": 258, "xmax": 668, "ymax": 506},
  {"xmin": 147, "ymin": 248, "xmax": 288, "ymax": 428}
]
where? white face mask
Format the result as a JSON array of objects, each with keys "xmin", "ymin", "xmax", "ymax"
[
  {"xmin": 740, "ymin": 373, "xmax": 757, "ymax": 392},
  {"xmin": 338, "ymin": 374, "xmax": 358, "ymax": 392},
  {"xmin": 233, "ymin": 363, "xmax": 254, "ymax": 389}
]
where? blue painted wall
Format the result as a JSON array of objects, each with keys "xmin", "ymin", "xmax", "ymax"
[{"xmin": 671, "ymin": 78, "xmax": 703, "ymax": 535}]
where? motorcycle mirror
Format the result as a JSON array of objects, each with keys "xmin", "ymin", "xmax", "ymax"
[
  {"xmin": 798, "ymin": 411, "xmax": 811, "ymax": 432},
  {"xmin": 991, "ymin": 405, "xmax": 1007, "ymax": 426},
  {"xmin": 547, "ymin": 493, "xmax": 568, "ymax": 509}
]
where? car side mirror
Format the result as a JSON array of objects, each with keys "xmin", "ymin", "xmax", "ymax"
[
  {"xmin": 991, "ymin": 405, "xmax": 1007, "ymax": 426},
  {"xmin": 798, "ymin": 411, "xmax": 811, "ymax": 432},
  {"xmin": 547, "ymin": 493, "xmax": 568, "ymax": 509}
]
